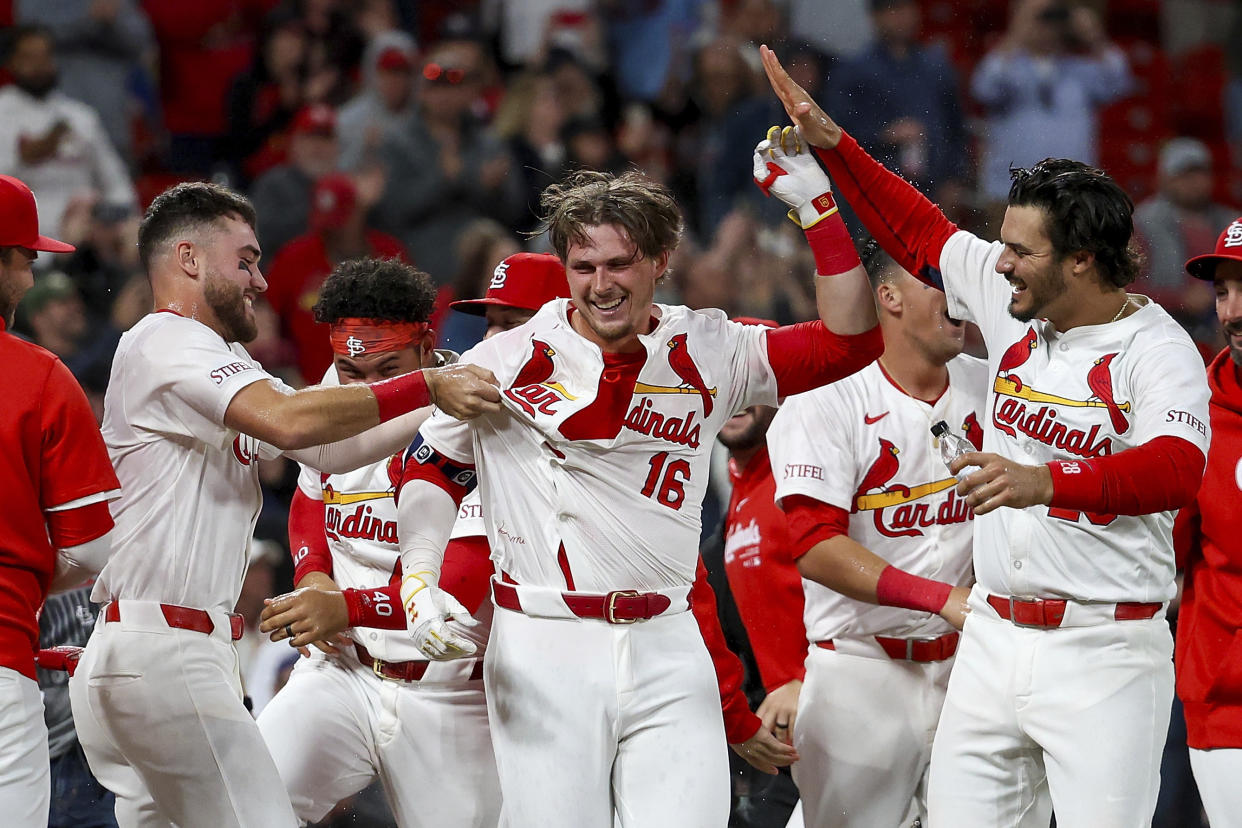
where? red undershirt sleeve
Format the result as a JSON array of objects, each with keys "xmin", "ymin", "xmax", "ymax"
[
  {"xmin": 440, "ymin": 535, "xmax": 495, "ymax": 615},
  {"xmin": 781, "ymin": 494, "xmax": 850, "ymax": 558},
  {"xmin": 46, "ymin": 501, "xmax": 113, "ymax": 549},
  {"xmin": 289, "ymin": 488, "xmax": 333, "ymax": 583},
  {"xmin": 1047, "ymin": 436, "xmax": 1205, "ymax": 516},
  {"xmin": 814, "ymin": 131, "xmax": 959, "ymax": 286},
  {"xmin": 765, "ymin": 322, "xmax": 884, "ymax": 398},
  {"xmin": 690, "ymin": 558, "xmax": 762, "ymax": 744}
]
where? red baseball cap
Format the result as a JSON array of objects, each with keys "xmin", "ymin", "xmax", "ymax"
[
  {"xmin": 377, "ymin": 46, "xmax": 414, "ymax": 72},
  {"xmin": 0, "ymin": 175, "xmax": 74, "ymax": 253},
  {"xmin": 292, "ymin": 104, "xmax": 336, "ymax": 137},
  {"xmin": 310, "ymin": 174, "xmax": 357, "ymax": 232},
  {"xmin": 1186, "ymin": 217, "xmax": 1242, "ymax": 281},
  {"xmin": 450, "ymin": 252, "xmax": 569, "ymax": 316}
]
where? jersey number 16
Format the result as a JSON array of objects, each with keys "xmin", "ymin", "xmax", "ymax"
[{"xmin": 640, "ymin": 451, "xmax": 691, "ymax": 511}]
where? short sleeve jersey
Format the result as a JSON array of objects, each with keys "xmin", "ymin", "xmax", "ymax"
[
  {"xmin": 768, "ymin": 357, "xmax": 987, "ymax": 641},
  {"xmin": 93, "ymin": 312, "xmax": 285, "ymax": 612},
  {"xmin": 0, "ymin": 329, "xmax": 119, "ymax": 678},
  {"xmin": 937, "ymin": 230, "xmax": 1212, "ymax": 602},
  {"xmin": 416, "ymin": 300, "xmax": 779, "ymax": 591}
]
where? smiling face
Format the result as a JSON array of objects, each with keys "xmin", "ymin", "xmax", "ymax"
[
  {"xmin": 565, "ymin": 223, "xmax": 665, "ymax": 352},
  {"xmin": 199, "ymin": 215, "xmax": 265, "ymax": 343},
  {"xmin": 1216, "ymin": 260, "xmax": 1242, "ymax": 365},
  {"xmin": 890, "ymin": 270, "xmax": 965, "ymax": 363},
  {"xmin": 718, "ymin": 404, "xmax": 777, "ymax": 452},
  {"xmin": 334, "ymin": 343, "xmax": 428, "ymax": 384},
  {"xmin": 996, "ymin": 204, "xmax": 1069, "ymax": 323}
]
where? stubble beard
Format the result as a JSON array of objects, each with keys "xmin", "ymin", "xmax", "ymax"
[{"xmin": 204, "ymin": 272, "xmax": 257, "ymax": 343}]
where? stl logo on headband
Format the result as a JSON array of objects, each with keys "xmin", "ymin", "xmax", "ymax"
[
  {"xmin": 346, "ymin": 335, "xmax": 366, "ymax": 357},
  {"xmin": 490, "ymin": 261, "xmax": 510, "ymax": 289}
]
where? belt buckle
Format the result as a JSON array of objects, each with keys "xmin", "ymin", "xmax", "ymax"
[
  {"xmin": 905, "ymin": 639, "xmax": 915, "ymax": 660},
  {"xmin": 372, "ymin": 656, "xmax": 397, "ymax": 682},
  {"xmin": 1008, "ymin": 596, "xmax": 1044, "ymax": 627},
  {"xmin": 604, "ymin": 590, "xmax": 640, "ymax": 625}
]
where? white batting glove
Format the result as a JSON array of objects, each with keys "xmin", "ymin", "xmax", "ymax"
[
  {"xmin": 752, "ymin": 125, "xmax": 839, "ymax": 229},
  {"xmin": 400, "ymin": 571, "xmax": 479, "ymax": 660}
]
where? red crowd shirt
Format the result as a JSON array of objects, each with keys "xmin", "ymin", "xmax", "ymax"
[
  {"xmin": 722, "ymin": 447, "xmax": 808, "ymax": 692},
  {"xmin": 1176, "ymin": 349, "xmax": 1242, "ymax": 748},
  {"xmin": 263, "ymin": 230, "xmax": 408, "ymax": 383},
  {"xmin": 0, "ymin": 321, "xmax": 118, "ymax": 679}
]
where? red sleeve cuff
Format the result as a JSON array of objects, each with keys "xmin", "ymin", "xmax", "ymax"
[
  {"xmin": 46, "ymin": 500, "xmax": 113, "ymax": 549},
  {"xmin": 344, "ymin": 585, "xmax": 405, "ymax": 629},
  {"xmin": 781, "ymin": 494, "xmax": 850, "ymax": 557},
  {"xmin": 1047, "ymin": 436, "xmax": 1205, "ymax": 516}
]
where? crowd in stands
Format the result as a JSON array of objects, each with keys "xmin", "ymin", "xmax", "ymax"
[{"xmin": 4, "ymin": 1, "xmax": 1237, "ymax": 824}]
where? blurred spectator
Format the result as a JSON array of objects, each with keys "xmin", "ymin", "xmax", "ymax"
[
  {"xmin": 264, "ymin": 172, "xmax": 406, "ymax": 383},
  {"xmin": 37, "ymin": 587, "xmax": 117, "ymax": 828},
  {"xmin": 684, "ymin": 36, "xmax": 775, "ymax": 241},
  {"xmin": 250, "ymin": 103, "xmax": 339, "ymax": 256},
  {"xmin": 600, "ymin": 0, "xmax": 707, "ymax": 103},
  {"xmin": 492, "ymin": 69, "xmax": 567, "ymax": 233},
  {"xmin": 0, "ymin": 26, "xmax": 137, "ymax": 246},
  {"xmin": 1136, "ymin": 138, "xmax": 1238, "ymax": 298},
  {"xmin": 545, "ymin": 46, "xmax": 615, "ymax": 125},
  {"xmin": 562, "ymin": 114, "xmax": 628, "ymax": 174},
  {"xmin": 141, "ymin": 0, "xmax": 269, "ymax": 175},
  {"xmin": 15, "ymin": 271, "xmax": 120, "ymax": 383},
  {"xmin": 435, "ymin": 217, "xmax": 520, "ymax": 354},
  {"xmin": 370, "ymin": 43, "xmax": 524, "ymax": 284},
  {"xmin": 787, "ymin": 0, "xmax": 873, "ymax": 59},
  {"xmin": 272, "ymin": 0, "xmax": 365, "ymax": 106},
  {"xmin": 828, "ymin": 0, "xmax": 969, "ymax": 206},
  {"xmin": 225, "ymin": 9, "xmax": 311, "ymax": 183},
  {"xmin": 55, "ymin": 200, "xmax": 142, "ymax": 328},
  {"xmin": 971, "ymin": 0, "xmax": 1131, "ymax": 206},
  {"xmin": 337, "ymin": 32, "xmax": 417, "ymax": 171},
  {"xmin": 15, "ymin": 0, "xmax": 155, "ymax": 166},
  {"xmin": 617, "ymin": 101, "xmax": 675, "ymax": 185},
  {"xmin": 483, "ymin": 0, "xmax": 594, "ymax": 68}
]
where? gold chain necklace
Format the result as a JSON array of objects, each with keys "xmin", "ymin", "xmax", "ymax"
[{"xmin": 1110, "ymin": 295, "xmax": 1133, "ymax": 323}]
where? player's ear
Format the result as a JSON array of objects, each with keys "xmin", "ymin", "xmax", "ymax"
[
  {"xmin": 420, "ymin": 329, "xmax": 437, "ymax": 366},
  {"xmin": 1067, "ymin": 248, "xmax": 1094, "ymax": 277},
  {"xmin": 875, "ymin": 281, "xmax": 902, "ymax": 314},
  {"xmin": 174, "ymin": 240, "xmax": 201, "ymax": 278}
]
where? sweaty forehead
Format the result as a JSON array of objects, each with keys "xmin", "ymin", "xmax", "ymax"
[
  {"xmin": 566, "ymin": 225, "xmax": 640, "ymax": 264},
  {"xmin": 1000, "ymin": 205, "xmax": 1051, "ymax": 248}
]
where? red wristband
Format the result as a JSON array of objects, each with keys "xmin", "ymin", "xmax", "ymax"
[
  {"xmin": 343, "ymin": 586, "xmax": 405, "ymax": 630},
  {"xmin": 370, "ymin": 371, "xmax": 431, "ymax": 423},
  {"xmin": 1046, "ymin": 459, "xmax": 1101, "ymax": 508},
  {"xmin": 875, "ymin": 565, "xmax": 953, "ymax": 614},
  {"xmin": 805, "ymin": 212, "xmax": 862, "ymax": 276}
]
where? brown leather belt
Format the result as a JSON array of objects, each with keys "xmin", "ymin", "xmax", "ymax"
[
  {"xmin": 986, "ymin": 594, "xmax": 1161, "ymax": 628},
  {"xmin": 354, "ymin": 644, "xmax": 483, "ymax": 682},
  {"xmin": 492, "ymin": 579, "xmax": 672, "ymax": 624},
  {"xmin": 104, "ymin": 601, "xmax": 243, "ymax": 640},
  {"xmin": 815, "ymin": 630, "xmax": 960, "ymax": 663}
]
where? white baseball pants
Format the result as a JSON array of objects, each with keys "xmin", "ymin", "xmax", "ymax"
[
  {"xmin": 485, "ymin": 607, "xmax": 730, "ymax": 828},
  {"xmin": 927, "ymin": 586, "xmax": 1173, "ymax": 828},
  {"xmin": 792, "ymin": 642, "xmax": 951, "ymax": 827},
  {"xmin": 1189, "ymin": 747, "xmax": 1242, "ymax": 826},
  {"xmin": 69, "ymin": 602, "xmax": 298, "ymax": 827},
  {"xmin": 0, "ymin": 667, "xmax": 49, "ymax": 827},
  {"xmin": 257, "ymin": 653, "xmax": 500, "ymax": 826}
]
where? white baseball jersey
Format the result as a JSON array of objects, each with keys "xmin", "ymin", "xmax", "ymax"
[
  {"xmin": 768, "ymin": 357, "xmax": 987, "ymax": 642},
  {"xmin": 938, "ymin": 231, "xmax": 1211, "ymax": 603},
  {"xmin": 451, "ymin": 491, "xmax": 486, "ymax": 540},
  {"xmin": 417, "ymin": 300, "xmax": 779, "ymax": 591},
  {"xmin": 94, "ymin": 311, "xmax": 285, "ymax": 612}
]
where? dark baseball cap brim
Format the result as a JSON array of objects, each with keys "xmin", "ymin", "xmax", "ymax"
[
  {"xmin": 1186, "ymin": 252, "xmax": 1242, "ymax": 281},
  {"xmin": 449, "ymin": 296, "xmax": 526, "ymax": 316}
]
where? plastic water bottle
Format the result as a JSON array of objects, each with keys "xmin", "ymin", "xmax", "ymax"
[{"xmin": 931, "ymin": 420, "xmax": 974, "ymax": 480}]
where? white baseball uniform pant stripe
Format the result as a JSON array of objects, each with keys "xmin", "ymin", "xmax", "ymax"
[
  {"xmin": 485, "ymin": 608, "xmax": 729, "ymax": 828},
  {"xmin": 69, "ymin": 616, "xmax": 298, "ymax": 827},
  {"xmin": 0, "ymin": 668, "xmax": 49, "ymax": 827},
  {"xmin": 927, "ymin": 586, "xmax": 1173, "ymax": 828},
  {"xmin": 257, "ymin": 655, "xmax": 500, "ymax": 827},
  {"xmin": 1189, "ymin": 747, "xmax": 1242, "ymax": 826},
  {"xmin": 791, "ymin": 644, "xmax": 950, "ymax": 827}
]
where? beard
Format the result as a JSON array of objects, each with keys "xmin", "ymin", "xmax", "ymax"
[
  {"xmin": 14, "ymin": 72, "xmax": 57, "ymax": 99},
  {"xmin": 204, "ymin": 273, "xmax": 257, "ymax": 343},
  {"xmin": 1226, "ymin": 321, "xmax": 1242, "ymax": 366},
  {"xmin": 1007, "ymin": 264, "xmax": 1067, "ymax": 323},
  {"xmin": 718, "ymin": 407, "xmax": 777, "ymax": 452}
]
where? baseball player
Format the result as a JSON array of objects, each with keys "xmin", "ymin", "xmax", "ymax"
[
  {"xmin": 0, "ymin": 174, "xmax": 118, "ymax": 828},
  {"xmin": 254, "ymin": 255, "xmax": 529, "ymax": 828},
  {"xmin": 1172, "ymin": 218, "xmax": 1242, "ymax": 826},
  {"xmin": 389, "ymin": 149, "xmax": 884, "ymax": 827},
  {"xmin": 766, "ymin": 243, "xmax": 987, "ymax": 827},
  {"xmin": 67, "ymin": 182, "xmax": 502, "ymax": 828},
  {"xmin": 759, "ymin": 45, "xmax": 1211, "ymax": 826}
]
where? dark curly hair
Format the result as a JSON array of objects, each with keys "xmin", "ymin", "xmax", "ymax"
[
  {"xmin": 138, "ymin": 182, "xmax": 257, "ymax": 272},
  {"xmin": 537, "ymin": 169, "xmax": 683, "ymax": 264},
  {"xmin": 312, "ymin": 257, "xmax": 436, "ymax": 324},
  {"xmin": 1008, "ymin": 158, "xmax": 1141, "ymax": 288}
]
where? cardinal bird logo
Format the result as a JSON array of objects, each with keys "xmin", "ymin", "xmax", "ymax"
[
  {"xmin": 998, "ymin": 328, "xmax": 1038, "ymax": 391},
  {"xmin": 853, "ymin": 439, "xmax": 905, "ymax": 505},
  {"xmin": 963, "ymin": 412, "xmax": 984, "ymax": 450},
  {"xmin": 513, "ymin": 339, "xmax": 557, "ymax": 388},
  {"xmin": 1087, "ymin": 353, "xmax": 1130, "ymax": 434},
  {"xmin": 666, "ymin": 333, "xmax": 714, "ymax": 417}
]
